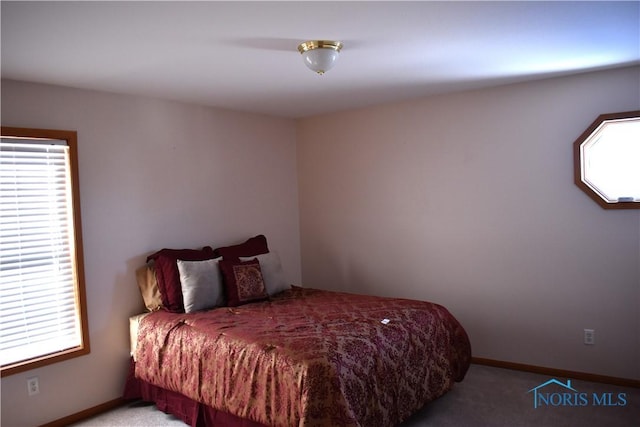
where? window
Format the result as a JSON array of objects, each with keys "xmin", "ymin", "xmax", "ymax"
[
  {"xmin": 573, "ymin": 111, "xmax": 640, "ymax": 209},
  {"xmin": 1, "ymin": 127, "xmax": 89, "ymax": 377}
]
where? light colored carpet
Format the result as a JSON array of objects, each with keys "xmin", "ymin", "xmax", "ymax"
[
  {"xmin": 71, "ymin": 364, "xmax": 639, "ymax": 427},
  {"xmin": 400, "ymin": 364, "xmax": 639, "ymax": 427}
]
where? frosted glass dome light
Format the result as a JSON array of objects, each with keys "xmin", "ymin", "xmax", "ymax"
[{"xmin": 297, "ymin": 40, "xmax": 343, "ymax": 75}]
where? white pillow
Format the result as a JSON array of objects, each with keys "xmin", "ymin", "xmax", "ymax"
[
  {"xmin": 240, "ymin": 251, "xmax": 289, "ymax": 296},
  {"xmin": 177, "ymin": 257, "xmax": 224, "ymax": 313}
]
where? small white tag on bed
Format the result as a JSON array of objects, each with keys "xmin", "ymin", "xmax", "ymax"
[{"xmin": 381, "ymin": 318, "xmax": 390, "ymax": 324}]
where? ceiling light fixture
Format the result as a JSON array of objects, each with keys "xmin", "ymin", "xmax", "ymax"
[{"xmin": 297, "ymin": 40, "xmax": 343, "ymax": 75}]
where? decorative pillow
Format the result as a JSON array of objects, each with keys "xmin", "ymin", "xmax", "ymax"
[
  {"xmin": 146, "ymin": 247, "xmax": 216, "ymax": 313},
  {"xmin": 213, "ymin": 235, "xmax": 269, "ymax": 260},
  {"xmin": 218, "ymin": 259, "xmax": 268, "ymax": 307},
  {"xmin": 240, "ymin": 251, "xmax": 289, "ymax": 296},
  {"xmin": 135, "ymin": 262, "xmax": 163, "ymax": 312},
  {"xmin": 177, "ymin": 258, "xmax": 224, "ymax": 313}
]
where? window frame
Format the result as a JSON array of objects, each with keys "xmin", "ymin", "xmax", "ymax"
[
  {"xmin": 573, "ymin": 110, "xmax": 640, "ymax": 210},
  {"xmin": 0, "ymin": 126, "xmax": 90, "ymax": 377}
]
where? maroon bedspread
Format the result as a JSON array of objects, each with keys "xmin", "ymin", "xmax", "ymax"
[{"xmin": 134, "ymin": 287, "xmax": 471, "ymax": 427}]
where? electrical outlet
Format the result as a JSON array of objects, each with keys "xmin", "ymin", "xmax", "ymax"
[
  {"xmin": 27, "ymin": 377, "xmax": 39, "ymax": 396},
  {"xmin": 584, "ymin": 329, "xmax": 595, "ymax": 345}
]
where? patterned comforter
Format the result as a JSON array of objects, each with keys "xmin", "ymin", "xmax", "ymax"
[{"xmin": 134, "ymin": 287, "xmax": 471, "ymax": 427}]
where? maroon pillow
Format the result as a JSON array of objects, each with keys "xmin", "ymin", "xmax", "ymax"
[
  {"xmin": 213, "ymin": 235, "xmax": 269, "ymax": 260},
  {"xmin": 146, "ymin": 247, "xmax": 216, "ymax": 312},
  {"xmin": 218, "ymin": 259, "xmax": 268, "ymax": 307}
]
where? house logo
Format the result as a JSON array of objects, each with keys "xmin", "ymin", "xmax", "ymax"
[{"xmin": 527, "ymin": 378, "xmax": 627, "ymax": 409}]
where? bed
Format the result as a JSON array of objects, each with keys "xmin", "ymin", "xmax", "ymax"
[{"xmin": 123, "ymin": 236, "xmax": 471, "ymax": 427}]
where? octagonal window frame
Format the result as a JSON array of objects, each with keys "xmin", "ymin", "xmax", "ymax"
[{"xmin": 573, "ymin": 110, "xmax": 640, "ymax": 210}]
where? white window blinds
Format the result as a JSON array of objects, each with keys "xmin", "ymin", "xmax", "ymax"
[{"xmin": 0, "ymin": 138, "xmax": 82, "ymax": 367}]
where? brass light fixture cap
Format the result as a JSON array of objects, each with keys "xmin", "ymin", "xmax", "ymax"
[{"xmin": 297, "ymin": 40, "xmax": 343, "ymax": 54}]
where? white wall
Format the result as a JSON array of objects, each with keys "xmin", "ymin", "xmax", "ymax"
[
  {"xmin": 297, "ymin": 66, "xmax": 640, "ymax": 380},
  {"xmin": 0, "ymin": 80, "xmax": 301, "ymax": 427}
]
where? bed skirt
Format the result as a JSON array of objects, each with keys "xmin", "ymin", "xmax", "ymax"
[{"xmin": 123, "ymin": 357, "xmax": 268, "ymax": 427}]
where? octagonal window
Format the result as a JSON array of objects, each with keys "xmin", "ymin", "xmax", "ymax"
[{"xmin": 574, "ymin": 111, "xmax": 640, "ymax": 209}]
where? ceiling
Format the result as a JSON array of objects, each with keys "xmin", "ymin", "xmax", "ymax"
[{"xmin": 2, "ymin": 1, "xmax": 639, "ymax": 119}]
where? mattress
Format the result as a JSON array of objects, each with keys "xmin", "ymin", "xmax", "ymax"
[{"xmin": 129, "ymin": 312, "xmax": 150, "ymax": 360}]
